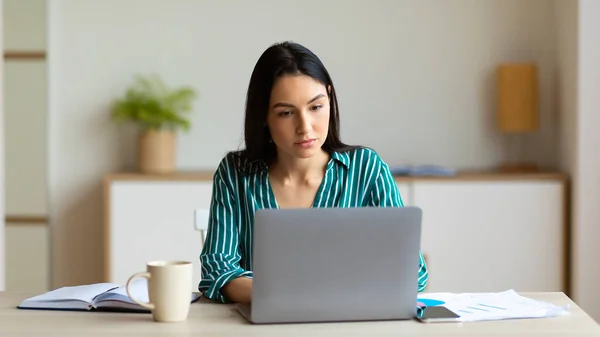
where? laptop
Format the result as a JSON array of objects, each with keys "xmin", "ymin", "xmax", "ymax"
[{"xmin": 236, "ymin": 206, "xmax": 423, "ymax": 324}]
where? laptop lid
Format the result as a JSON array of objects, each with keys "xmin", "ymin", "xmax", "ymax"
[{"xmin": 249, "ymin": 206, "xmax": 422, "ymax": 324}]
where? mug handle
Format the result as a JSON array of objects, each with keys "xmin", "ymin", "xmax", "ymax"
[{"xmin": 126, "ymin": 272, "xmax": 155, "ymax": 310}]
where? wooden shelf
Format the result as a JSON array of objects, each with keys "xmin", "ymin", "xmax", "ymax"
[
  {"xmin": 3, "ymin": 51, "xmax": 46, "ymax": 60},
  {"xmin": 5, "ymin": 215, "xmax": 48, "ymax": 225}
]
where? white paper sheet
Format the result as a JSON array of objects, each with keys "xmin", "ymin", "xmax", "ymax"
[
  {"xmin": 418, "ymin": 289, "xmax": 569, "ymax": 322},
  {"xmin": 23, "ymin": 283, "xmax": 120, "ymax": 304},
  {"xmin": 95, "ymin": 277, "xmax": 149, "ymax": 304}
]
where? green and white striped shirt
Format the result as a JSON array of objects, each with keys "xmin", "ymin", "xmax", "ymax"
[{"xmin": 199, "ymin": 147, "xmax": 428, "ymax": 303}]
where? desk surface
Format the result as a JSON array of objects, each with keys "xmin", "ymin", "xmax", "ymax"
[{"xmin": 1, "ymin": 292, "xmax": 599, "ymax": 337}]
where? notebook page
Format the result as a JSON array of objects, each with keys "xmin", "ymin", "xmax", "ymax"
[
  {"xmin": 96, "ymin": 278, "xmax": 149, "ymax": 304},
  {"xmin": 23, "ymin": 283, "xmax": 120, "ymax": 304}
]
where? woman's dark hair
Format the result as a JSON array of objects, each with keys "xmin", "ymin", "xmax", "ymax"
[{"xmin": 234, "ymin": 41, "xmax": 357, "ymax": 167}]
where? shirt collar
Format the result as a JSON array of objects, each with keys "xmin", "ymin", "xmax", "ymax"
[
  {"xmin": 330, "ymin": 151, "xmax": 350, "ymax": 169},
  {"xmin": 249, "ymin": 150, "xmax": 351, "ymax": 173}
]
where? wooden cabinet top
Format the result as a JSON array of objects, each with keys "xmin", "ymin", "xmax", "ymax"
[{"xmin": 105, "ymin": 170, "xmax": 568, "ymax": 183}]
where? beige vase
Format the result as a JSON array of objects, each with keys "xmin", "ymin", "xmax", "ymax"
[{"xmin": 138, "ymin": 129, "xmax": 176, "ymax": 174}]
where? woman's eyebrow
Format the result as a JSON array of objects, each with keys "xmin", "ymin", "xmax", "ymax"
[{"xmin": 272, "ymin": 93, "xmax": 325, "ymax": 109}]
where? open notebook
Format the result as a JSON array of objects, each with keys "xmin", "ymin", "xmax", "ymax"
[{"xmin": 17, "ymin": 279, "xmax": 202, "ymax": 313}]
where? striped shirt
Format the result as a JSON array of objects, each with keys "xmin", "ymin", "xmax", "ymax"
[{"xmin": 199, "ymin": 147, "xmax": 429, "ymax": 303}]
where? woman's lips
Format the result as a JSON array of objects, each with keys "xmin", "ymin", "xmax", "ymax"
[{"xmin": 295, "ymin": 138, "xmax": 317, "ymax": 148}]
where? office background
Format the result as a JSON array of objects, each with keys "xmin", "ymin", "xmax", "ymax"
[{"xmin": 1, "ymin": 0, "xmax": 599, "ymax": 322}]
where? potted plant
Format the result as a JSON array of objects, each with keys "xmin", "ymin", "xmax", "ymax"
[{"xmin": 111, "ymin": 74, "xmax": 197, "ymax": 174}]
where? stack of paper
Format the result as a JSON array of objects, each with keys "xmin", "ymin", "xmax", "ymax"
[{"xmin": 417, "ymin": 289, "xmax": 569, "ymax": 322}]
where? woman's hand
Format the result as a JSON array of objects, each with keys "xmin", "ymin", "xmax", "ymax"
[{"xmin": 221, "ymin": 276, "xmax": 253, "ymax": 304}]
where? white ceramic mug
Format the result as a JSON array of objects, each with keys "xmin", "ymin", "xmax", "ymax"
[{"xmin": 126, "ymin": 260, "xmax": 193, "ymax": 322}]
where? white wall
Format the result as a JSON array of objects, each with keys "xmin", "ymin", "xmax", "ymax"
[
  {"xmin": 555, "ymin": 0, "xmax": 578, "ymax": 174},
  {"xmin": 555, "ymin": 0, "xmax": 600, "ymax": 322},
  {"xmin": 0, "ymin": 0, "xmax": 6, "ymax": 291},
  {"xmin": 48, "ymin": 0, "xmax": 559, "ymax": 287},
  {"xmin": 554, "ymin": 0, "xmax": 579, "ymax": 309},
  {"xmin": 572, "ymin": 0, "xmax": 600, "ymax": 321}
]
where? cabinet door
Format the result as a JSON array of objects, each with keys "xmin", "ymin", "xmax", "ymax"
[
  {"xmin": 412, "ymin": 180, "xmax": 564, "ymax": 293},
  {"xmin": 108, "ymin": 181, "xmax": 213, "ymax": 290}
]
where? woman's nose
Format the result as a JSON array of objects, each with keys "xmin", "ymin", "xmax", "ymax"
[{"xmin": 296, "ymin": 112, "xmax": 312, "ymax": 134}]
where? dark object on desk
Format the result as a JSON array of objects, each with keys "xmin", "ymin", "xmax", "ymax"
[{"xmin": 417, "ymin": 306, "xmax": 461, "ymax": 323}]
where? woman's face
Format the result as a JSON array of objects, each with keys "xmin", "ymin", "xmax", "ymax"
[{"xmin": 267, "ymin": 74, "xmax": 330, "ymax": 160}]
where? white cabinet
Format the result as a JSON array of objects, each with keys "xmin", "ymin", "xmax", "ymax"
[
  {"xmin": 412, "ymin": 180, "xmax": 565, "ymax": 293},
  {"xmin": 107, "ymin": 181, "xmax": 213, "ymax": 290},
  {"xmin": 396, "ymin": 182, "xmax": 412, "ymax": 206},
  {"xmin": 105, "ymin": 174, "xmax": 567, "ymax": 294}
]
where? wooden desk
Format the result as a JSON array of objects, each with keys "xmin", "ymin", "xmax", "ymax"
[{"xmin": 1, "ymin": 292, "xmax": 598, "ymax": 336}]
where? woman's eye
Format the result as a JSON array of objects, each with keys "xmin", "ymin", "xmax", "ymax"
[
  {"xmin": 278, "ymin": 110, "xmax": 292, "ymax": 117},
  {"xmin": 311, "ymin": 105, "xmax": 323, "ymax": 111}
]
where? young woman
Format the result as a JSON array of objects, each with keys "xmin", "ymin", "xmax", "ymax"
[{"xmin": 199, "ymin": 41, "xmax": 428, "ymax": 304}]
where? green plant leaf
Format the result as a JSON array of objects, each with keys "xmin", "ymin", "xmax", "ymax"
[{"xmin": 110, "ymin": 74, "xmax": 198, "ymax": 132}]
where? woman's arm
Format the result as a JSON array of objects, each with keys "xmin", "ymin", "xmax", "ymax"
[
  {"xmin": 199, "ymin": 157, "xmax": 253, "ymax": 303},
  {"xmin": 367, "ymin": 156, "xmax": 429, "ymax": 292},
  {"xmin": 221, "ymin": 276, "xmax": 253, "ymax": 304}
]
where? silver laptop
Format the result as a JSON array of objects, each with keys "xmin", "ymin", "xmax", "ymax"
[{"xmin": 236, "ymin": 206, "xmax": 423, "ymax": 324}]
